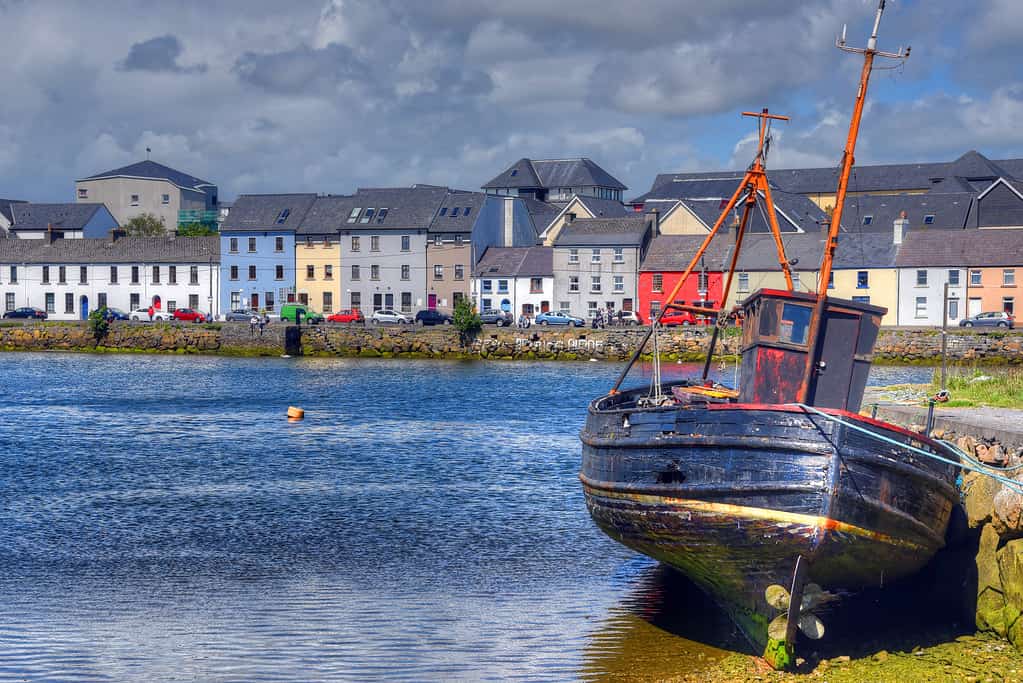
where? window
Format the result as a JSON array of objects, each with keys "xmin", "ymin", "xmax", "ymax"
[
  {"xmin": 351, "ymin": 236, "xmax": 360, "ymax": 252},
  {"xmin": 588, "ymin": 301, "xmax": 598, "ymax": 316},
  {"xmin": 322, "ymin": 236, "xmax": 331, "ymax": 247},
  {"xmin": 275, "ymin": 265, "xmax": 284, "ymax": 280},
  {"xmin": 568, "ymin": 249, "xmax": 578, "ymax": 264},
  {"xmin": 482, "ymin": 280, "xmax": 492, "ymax": 293},
  {"xmin": 613, "ymin": 275, "xmax": 624, "ymax": 293},
  {"xmin": 324, "ymin": 265, "xmax": 333, "ymax": 280},
  {"xmin": 852, "ymin": 295, "xmax": 871, "ymax": 304},
  {"xmin": 59, "ymin": 266, "xmax": 66, "ymax": 284},
  {"xmin": 78, "ymin": 188, "xmax": 87, "ymax": 199},
  {"xmin": 497, "ymin": 279, "xmax": 508, "ymax": 293},
  {"xmin": 275, "ymin": 236, "xmax": 284, "ymax": 252},
  {"xmin": 305, "ymin": 236, "xmax": 313, "ymax": 248},
  {"xmin": 401, "ymin": 292, "xmax": 412, "ymax": 313},
  {"xmin": 131, "ymin": 266, "xmax": 139, "ymax": 285},
  {"xmin": 78, "ymin": 266, "xmax": 88, "ymax": 284},
  {"xmin": 371, "ymin": 236, "xmax": 380, "ymax": 252},
  {"xmin": 916, "ymin": 270, "xmax": 927, "ymax": 286},
  {"xmin": 230, "ymin": 265, "xmax": 239, "ymax": 280},
  {"xmin": 591, "ymin": 276, "xmax": 602, "ymax": 293},
  {"xmin": 351, "ymin": 265, "xmax": 360, "ymax": 281},
  {"xmin": 130, "ymin": 194, "xmax": 139, "ymax": 206},
  {"xmin": 306, "ymin": 265, "xmax": 315, "ymax": 280},
  {"xmin": 64, "ymin": 293, "xmax": 74, "ymax": 314},
  {"xmin": 738, "ymin": 273, "xmax": 749, "ymax": 293},
  {"xmin": 434, "ymin": 235, "xmax": 443, "ymax": 247},
  {"xmin": 948, "ymin": 298, "xmax": 959, "ymax": 320},
  {"xmin": 371, "ymin": 265, "xmax": 380, "ymax": 280},
  {"xmin": 569, "ymin": 276, "xmax": 579, "ymax": 292},
  {"xmin": 1004, "ymin": 269, "xmax": 1016, "ymax": 286},
  {"xmin": 110, "ymin": 266, "xmax": 118, "ymax": 284},
  {"xmin": 463, "ymin": 207, "xmax": 472, "ymax": 217},
  {"xmin": 8, "ymin": 266, "xmax": 15, "ymax": 284},
  {"xmin": 455, "ymin": 234, "xmax": 464, "ymax": 245},
  {"xmin": 167, "ymin": 300, "xmax": 177, "ymax": 313},
  {"xmin": 162, "ymin": 194, "xmax": 170, "ymax": 205},
  {"xmin": 862, "ymin": 215, "xmax": 872, "ymax": 225},
  {"xmin": 168, "ymin": 266, "xmax": 176, "ymax": 285},
  {"xmin": 481, "ymin": 298, "xmax": 492, "ymax": 310},
  {"xmin": 275, "ymin": 209, "xmax": 290, "ymax": 224},
  {"xmin": 698, "ymin": 272, "xmax": 709, "ymax": 293},
  {"xmin": 971, "ymin": 270, "xmax": 983, "ymax": 286},
  {"xmin": 856, "ymin": 270, "xmax": 869, "ymax": 289},
  {"xmin": 231, "ymin": 291, "xmax": 241, "ymax": 309},
  {"xmin": 247, "ymin": 265, "xmax": 256, "ymax": 280},
  {"xmin": 924, "ymin": 214, "xmax": 935, "ymax": 225},
  {"xmin": 248, "ymin": 237, "xmax": 257, "ymax": 253},
  {"xmin": 401, "ymin": 235, "xmax": 410, "ymax": 251},
  {"xmin": 230, "ymin": 238, "xmax": 238, "ymax": 253},
  {"xmin": 779, "ymin": 303, "xmax": 812, "ymax": 345},
  {"xmin": 948, "ymin": 270, "xmax": 960, "ymax": 286},
  {"xmin": 360, "ymin": 208, "xmax": 375, "ymax": 224},
  {"xmin": 401, "ymin": 265, "xmax": 410, "ymax": 281},
  {"xmin": 652, "ymin": 274, "xmax": 663, "ymax": 292},
  {"xmin": 454, "ymin": 265, "xmax": 464, "ymax": 281},
  {"xmin": 130, "ymin": 293, "xmax": 140, "ymax": 310},
  {"xmin": 439, "ymin": 207, "xmax": 448, "ymax": 217},
  {"xmin": 45, "ymin": 293, "xmax": 54, "ymax": 313},
  {"xmin": 591, "ymin": 249, "xmax": 601, "ymax": 264},
  {"xmin": 613, "ymin": 248, "xmax": 624, "ymax": 263},
  {"xmin": 298, "ymin": 293, "xmax": 308, "ymax": 306},
  {"xmin": 915, "ymin": 296, "xmax": 927, "ymax": 318},
  {"xmin": 98, "ymin": 293, "xmax": 108, "ymax": 309},
  {"xmin": 377, "ymin": 208, "xmax": 389, "ymax": 223},
  {"xmin": 347, "ymin": 208, "xmax": 362, "ymax": 223},
  {"xmin": 449, "ymin": 207, "xmax": 459, "ymax": 218},
  {"xmin": 434, "ymin": 265, "xmax": 444, "ymax": 281},
  {"xmin": 649, "ymin": 300, "xmax": 661, "ymax": 318},
  {"xmin": 1005, "ymin": 297, "xmax": 1015, "ymax": 315},
  {"xmin": 189, "ymin": 294, "xmax": 199, "ymax": 309},
  {"xmin": 792, "ymin": 271, "xmax": 800, "ymax": 290},
  {"xmin": 350, "ymin": 292, "xmax": 361, "ymax": 310},
  {"xmin": 265, "ymin": 291, "xmax": 275, "ymax": 311},
  {"xmin": 530, "ymin": 277, "xmax": 543, "ymax": 293},
  {"xmin": 190, "ymin": 266, "xmax": 198, "ymax": 285},
  {"xmin": 828, "ymin": 272, "xmax": 834, "ymax": 289},
  {"xmin": 323, "ymin": 292, "xmax": 333, "ymax": 313},
  {"xmin": 42, "ymin": 266, "xmax": 50, "ymax": 284}
]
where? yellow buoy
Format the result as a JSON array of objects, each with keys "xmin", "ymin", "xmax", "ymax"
[{"xmin": 287, "ymin": 406, "xmax": 305, "ymax": 420}]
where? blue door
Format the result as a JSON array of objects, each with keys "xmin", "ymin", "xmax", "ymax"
[{"xmin": 80, "ymin": 296, "xmax": 89, "ymax": 320}]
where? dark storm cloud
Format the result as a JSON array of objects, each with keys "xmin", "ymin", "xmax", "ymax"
[
  {"xmin": 233, "ymin": 43, "xmax": 372, "ymax": 94},
  {"xmin": 119, "ymin": 34, "xmax": 207, "ymax": 74}
]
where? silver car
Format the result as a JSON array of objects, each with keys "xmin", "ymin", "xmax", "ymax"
[
  {"xmin": 224, "ymin": 309, "xmax": 259, "ymax": 322},
  {"xmin": 371, "ymin": 308, "xmax": 412, "ymax": 324}
]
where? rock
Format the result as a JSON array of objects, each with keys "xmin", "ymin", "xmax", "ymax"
[
  {"xmin": 834, "ymin": 655, "xmax": 851, "ymax": 664},
  {"xmin": 964, "ymin": 472, "xmax": 1003, "ymax": 528},
  {"xmin": 872, "ymin": 650, "xmax": 889, "ymax": 663},
  {"xmin": 999, "ymin": 540, "xmax": 1023, "ymax": 650},
  {"xmin": 994, "ymin": 487, "xmax": 1023, "ymax": 539},
  {"xmin": 978, "ymin": 524, "xmax": 1009, "ymax": 637}
]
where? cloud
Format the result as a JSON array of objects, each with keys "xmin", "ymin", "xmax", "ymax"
[
  {"xmin": 119, "ymin": 35, "xmax": 207, "ymax": 74},
  {"xmin": 233, "ymin": 43, "xmax": 371, "ymax": 95}
]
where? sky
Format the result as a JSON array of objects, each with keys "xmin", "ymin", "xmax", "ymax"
[{"xmin": 1, "ymin": 0, "xmax": 1022, "ymax": 203}]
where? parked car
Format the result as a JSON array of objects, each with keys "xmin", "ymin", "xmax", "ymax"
[
  {"xmin": 660, "ymin": 309, "xmax": 697, "ymax": 326},
  {"xmin": 130, "ymin": 307, "xmax": 172, "ymax": 321},
  {"xmin": 172, "ymin": 308, "xmax": 206, "ymax": 323},
  {"xmin": 617, "ymin": 310, "xmax": 643, "ymax": 326},
  {"xmin": 2, "ymin": 307, "xmax": 46, "ymax": 320},
  {"xmin": 535, "ymin": 311, "xmax": 585, "ymax": 327},
  {"xmin": 480, "ymin": 309, "xmax": 513, "ymax": 326},
  {"xmin": 371, "ymin": 309, "xmax": 412, "ymax": 325},
  {"xmin": 327, "ymin": 309, "xmax": 365, "ymax": 324},
  {"xmin": 279, "ymin": 303, "xmax": 324, "ymax": 325},
  {"xmin": 415, "ymin": 309, "xmax": 453, "ymax": 326},
  {"xmin": 224, "ymin": 309, "xmax": 259, "ymax": 322},
  {"xmin": 960, "ymin": 311, "xmax": 1015, "ymax": 329},
  {"xmin": 102, "ymin": 307, "xmax": 130, "ymax": 321}
]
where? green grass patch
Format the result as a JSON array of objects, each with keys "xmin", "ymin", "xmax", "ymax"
[{"xmin": 932, "ymin": 366, "xmax": 1023, "ymax": 408}]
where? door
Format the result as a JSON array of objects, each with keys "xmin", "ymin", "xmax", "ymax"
[
  {"xmin": 522, "ymin": 304, "xmax": 534, "ymax": 317},
  {"xmin": 541, "ymin": 301, "xmax": 550, "ymax": 313},
  {"xmin": 969, "ymin": 297, "xmax": 982, "ymax": 317},
  {"xmin": 428, "ymin": 293, "xmax": 437, "ymax": 310},
  {"xmin": 385, "ymin": 293, "xmax": 394, "ymax": 309},
  {"xmin": 250, "ymin": 293, "xmax": 259, "ymax": 309},
  {"xmin": 152, "ymin": 295, "xmax": 161, "ymax": 310},
  {"xmin": 79, "ymin": 296, "xmax": 89, "ymax": 320}
]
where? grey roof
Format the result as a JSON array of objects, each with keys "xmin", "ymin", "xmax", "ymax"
[
  {"xmin": 843, "ymin": 193, "xmax": 974, "ymax": 232},
  {"xmin": 0, "ymin": 198, "xmax": 27, "ymax": 224},
  {"xmin": 473, "ymin": 246, "xmax": 553, "ymax": 278},
  {"xmin": 483, "ymin": 158, "xmax": 626, "ymax": 191},
  {"xmin": 430, "ymin": 190, "xmax": 486, "ymax": 233},
  {"xmin": 680, "ymin": 191, "xmax": 826, "ymax": 234},
  {"xmin": 220, "ymin": 193, "xmax": 317, "ymax": 232},
  {"xmin": 0, "ymin": 236, "xmax": 219, "ymax": 264},
  {"xmin": 347, "ymin": 186, "xmax": 450, "ymax": 231},
  {"xmin": 632, "ymin": 177, "xmax": 748, "ymax": 203},
  {"xmin": 734, "ymin": 231, "xmax": 898, "ymax": 271},
  {"xmin": 553, "ymin": 215, "xmax": 650, "ymax": 247},
  {"xmin": 9, "ymin": 203, "xmax": 111, "ymax": 232},
  {"xmin": 639, "ymin": 234, "xmax": 735, "ymax": 272},
  {"xmin": 79, "ymin": 160, "xmax": 215, "ymax": 192},
  {"xmin": 521, "ymin": 198, "xmax": 562, "ymax": 236},
  {"xmin": 896, "ymin": 228, "xmax": 1023, "ymax": 268},
  {"xmin": 574, "ymin": 195, "xmax": 631, "ymax": 218}
]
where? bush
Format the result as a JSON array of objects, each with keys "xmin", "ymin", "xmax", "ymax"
[
  {"xmin": 452, "ymin": 298, "xmax": 482, "ymax": 346},
  {"xmin": 88, "ymin": 307, "xmax": 110, "ymax": 342}
]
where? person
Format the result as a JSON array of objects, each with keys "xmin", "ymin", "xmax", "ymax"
[
  {"xmin": 617, "ymin": 310, "xmax": 624, "ymax": 326},
  {"xmin": 249, "ymin": 313, "xmax": 259, "ymax": 336},
  {"xmin": 147, "ymin": 304, "xmax": 154, "ymax": 321},
  {"xmin": 258, "ymin": 314, "xmax": 266, "ymax": 336},
  {"xmin": 295, "ymin": 307, "xmax": 303, "ymax": 326}
]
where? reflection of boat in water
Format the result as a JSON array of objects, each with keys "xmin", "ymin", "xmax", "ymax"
[{"xmin": 580, "ymin": 1, "xmax": 958, "ymax": 670}]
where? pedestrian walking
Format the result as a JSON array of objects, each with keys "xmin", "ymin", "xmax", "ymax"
[{"xmin": 249, "ymin": 314, "xmax": 259, "ymax": 336}]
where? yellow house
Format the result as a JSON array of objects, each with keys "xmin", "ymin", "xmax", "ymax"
[
  {"xmin": 542, "ymin": 195, "xmax": 645, "ymax": 245},
  {"xmin": 295, "ymin": 232, "xmax": 341, "ymax": 314}
]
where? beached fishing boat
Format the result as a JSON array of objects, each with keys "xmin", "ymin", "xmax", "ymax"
[{"xmin": 580, "ymin": 1, "xmax": 959, "ymax": 669}]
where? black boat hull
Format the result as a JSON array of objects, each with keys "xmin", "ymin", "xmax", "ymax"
[{"xmin": 580, "ymin": 392, "xmax": 958, "ymax": 665}]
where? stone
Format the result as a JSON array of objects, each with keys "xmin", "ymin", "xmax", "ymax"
[
  {"xmin": 999, "ymin": 540, "xmax": 1023, "ymax": 650},
  {"xmin": 978, "ymin": 524, "xmax": 1009, "ymax": 637},
  {"xmin": 964, "ymin": 471, "xmax": 1003, "ymax": 529},
  {"xmin": 994, "ymin": 487, "xmax": 1023, "ymax": 539}
]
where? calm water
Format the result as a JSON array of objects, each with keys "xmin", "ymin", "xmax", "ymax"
[{"xmin": 0, "ymin": 355, "xmax": 931, "ymax": 682}]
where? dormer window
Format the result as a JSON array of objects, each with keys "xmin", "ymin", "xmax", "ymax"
[
  {"xmin": 347, "ymin": 208, "xmax": 362, "ymax": 223},
  {"xmin": 463, "ymin": 207, "xmax": 472, "ymax": 217},
  {"xmin": 510, "ymin": 169, "xmax": 518, "ymax": 177},
  {"xmin": 862, "ymin": 215, "xmax": 873, "ymax": 226},
  {"xmin": 450, "ymin": 207, "xmax": 459, "ymax": 217},
  {"xmin": 377, "ymin": 208, "xmax": 388, "ymax": 222},
  {"xmin": 78, "ymin": 189, "xmax": 87, "ymax": 199},
  {"xmin": 275, "ymin": 208, "xmax": 290, "ymax": 224},
  {"xmin": 360, "ymin": 208, "xmax": 375, "ymax": 224},
  {"xmin": 439, "ymin": 207, "xmax": 448, "ymax": 217},
  {"xmin": 924, "ymin": 215, "xmax": 935, "ymax": 225}
]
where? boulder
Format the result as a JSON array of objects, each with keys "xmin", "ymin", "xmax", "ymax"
[
  {"xmin": 994, "ymin": 486, "xmax": 1023, "ymax": 539},
  {"xmin": 999, "ymin": 539, "xmax": 1023, "ymax": 650},
  {"xmin": 963, "ymin": 471, "xmax": 1002, "ymax": 528},
  {"xmin": 978, "ymin": 524, "xmax": 1008, "ymax": 637}
]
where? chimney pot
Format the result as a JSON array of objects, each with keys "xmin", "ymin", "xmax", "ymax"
[{"xmin": 893, "ymin": 216, "xmax": 908, "ymax": 245}]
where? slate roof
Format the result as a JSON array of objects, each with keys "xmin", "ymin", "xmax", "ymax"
[
  {"xmin": 734, "ymin": 231, "xmax": 898, "ymax": 271},
  {"xmin": 896, "ymin": 228, "xmax": 1023, "ymax": 268},
  {"xmin": 639, "ymin": 234, "xmax": 735, "ymax": 272},
  {"xmin": 574, "ymin": 196, "xmax": 631, "ymax": 218},
  {"xmin": 553, "ymin": 215, "xmax": 650, "ymax": 247},
  {"xmin": 680, "ymin": 191, "xmax": 826, "ymax": 234},
  {"xmin": 473, "ymin": 246, "xmax": 553, "ymax": 278},
  {"xmin": 483, "ymin": 158, "xmax": 626, "ymax": 190},
  {"xmin": 0, "ymin": 198, "xmax": 26, "ymax": 224},
  {"xmin": 8, "ymin": 203, "xmax": 112, "ymax": 232},
  {"xmin": 843, "ymin": 193, "xmax": 974, "ymax": 232},
  {"xmin": 347, "ymin": 186, "xmax": 450, "ymax": 231},
  {"xmin": 521, "ymin": 198, "xmax": 562, "ymax": 236},
  {"xmin": 79, "ymin": 160, "xmax": 216, "ymax": 192},
  {"xmin": 220, "ymin": 193, "xmax": 317, "ymax": 232},
  {"xmin": 0, "ymin": 236, "xmax": 219, "ymax": 264},
  {"xmin": 431, "ymin": 190, "xmax": 486, "ymax": 233},
  {"xmin": 632, "ymin": 177, "xmax": 748, "ymax": 203}
]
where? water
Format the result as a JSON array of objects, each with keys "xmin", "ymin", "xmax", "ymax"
[{"xmin": 0, "ymin": 355, "xmax": 932, "ymax": 682}]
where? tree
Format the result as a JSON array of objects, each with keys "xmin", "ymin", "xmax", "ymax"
[
  {"xmin": 177, "ymin": 222, "xmax": 218, "ymax": 237},
  {"xmin": 88, "ymin": 307, "xmax": 110, "ymax": 343},
  {"xmin": 452, "ymin": 297, "xmax": 482, "ymax": 346},
  {"xmin": 123, "ymin": 213, "xmax": 167, "ymax": 237}
]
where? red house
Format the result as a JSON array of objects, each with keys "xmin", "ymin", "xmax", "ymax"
[{"xmin": 638, "ymin": 235, "xmax": 732, "ymax": 323}]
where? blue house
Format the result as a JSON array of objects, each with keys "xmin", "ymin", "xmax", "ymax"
[{"xmin": 219, "ymin": 193, "xmax": 316, "ymax": 313}]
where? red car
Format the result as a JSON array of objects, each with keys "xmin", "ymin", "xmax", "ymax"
[
  {"xmin": 172, "ymin": 308, "xmax": 206, "ymax": 323},
  {"xmin": 659, "ymin": 309, "xmax": 696, "ymax": 326},
  {"xmin": 327, "ymin": 309, "xmax": 364, "ymax": 324}
]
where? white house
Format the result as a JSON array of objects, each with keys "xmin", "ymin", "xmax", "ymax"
[
  {"xmin": 0, "ymin": 234, "xmax": 220, "ymax": 320},
  {"xmin": 895, "ymin": 227, "xmax": 969, "ymax": 326},
  {"xmin": 472, "ymin": 246, "xmax": 554, "ymax": 318}
]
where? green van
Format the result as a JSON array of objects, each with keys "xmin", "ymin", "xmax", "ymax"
[{"xmin": 279, "ymin": 304, "xmax": 324, "ymax": 325}]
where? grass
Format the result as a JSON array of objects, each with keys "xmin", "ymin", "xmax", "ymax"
[{"xmin": 932, "ymin": 366, "xmax": 1023, "ymax": 408}]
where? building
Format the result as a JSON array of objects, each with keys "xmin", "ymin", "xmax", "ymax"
[
  {"xmin": 551, "ymin": 213, "xmax": 655, "ymax": 318},
  {"xmin": 76, "ymin": 160, "xmax": 219, "ymax": 232},
  {"xmin": 0, "ymin": 234, "xmax": 219, "ymax": 320},
  {"xmin": 472, "ymin": 246, "xmax": 554, "ymax": 317},
  {"xmin": 295, "ymin": 196, "xmax": 344, "ymax": 314},
  {"xmin": 540, "ymin": 195, "xmax": 632, "ymax": 245},
  {"xmin": 0, "ymin": 198, "xmax": 27, "ymax": 233},
  {"xmin": 219, "ymin": 193, "xmax": 315, "ymax": 313},
  {"xmin": 482, "ymin": 158, "xmax": 627, "ymax": 202},
  {"xmin": 4, "ymin": 203, "xmax": 118, "ymax": 239},
  {"xmin": 426, "ymin": 190, "xmax": 485, "ymax": 312},
  {"xmin": 638, "ymin": 235, "xmax": 732, "ymax": 323}
]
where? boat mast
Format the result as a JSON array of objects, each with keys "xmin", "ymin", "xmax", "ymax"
[{"xmin": 797, "ymin": 0, "xmax": 909, "ymax": 403}]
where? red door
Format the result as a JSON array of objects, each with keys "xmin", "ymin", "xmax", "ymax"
[
  {"xmin": 250, "ymin": 293, "xmax": 259, "ymax": 309},
  {"xmin": 428, "ymin": 294, "xmax": 437, "ymax": 310}
]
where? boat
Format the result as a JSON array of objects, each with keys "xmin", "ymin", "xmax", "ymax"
[{"xmin": 579, "ymin": 1, "xmax": 959, "ymax": 670}]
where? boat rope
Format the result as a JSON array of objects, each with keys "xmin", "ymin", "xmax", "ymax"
[{"xmin": 788, "ymin": 403, "xmax": 1023, "ymax": 496}]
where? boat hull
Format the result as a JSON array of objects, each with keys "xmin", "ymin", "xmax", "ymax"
[{"xmin": 580, "ymin": 393, "xmax": 958, "ymax": 663}]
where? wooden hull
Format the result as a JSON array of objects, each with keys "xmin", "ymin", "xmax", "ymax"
[{"xmin": 579, "ymin": 386, "xmax": 958, "ymax": 663}]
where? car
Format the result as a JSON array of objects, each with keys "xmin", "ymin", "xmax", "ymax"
[
  {"xmin": 415, "ymin": 309, "xmax": 453, "ymax": 326},
  {"xmin": 960, "ymin": 311, "xmax": 1015, "ymax": 329},
  {"xmin": 616, "ymin": 310, "xmax": 643, "ymax": 326},
  {"xmin": 327, "ymin": 309, "xmax": 365, "ymax": 324},
  {"xmin": 2, "ymin": 306, "xmax": 47, "ymax": 320},
  {"xmin": 479, "ymin": 309, "xmax": 513, "ymax": 326},
  {"xmin": 101, "ymin": 307, "xmax": 130, "ymax": 321},
  {"xmin": 224, "ymin": 309, "xmax": 260, "ymax": 322},
  {"xmin": 279, "ymin": 303, "xmax": 324, "ymax": 325},
  {"xmin": 130, "ymin": 307, "xmax": 172, "ymax": 321},
  {"xmin": 371, "ymin": 308, "xmax": 412, "ymax": 325},
  {"xmin": 659, "ymin": 309, "xmax": 697, "ymax": 326},
  {"xmin": 172, "ymin": 308, "xmax": 206, "ymax": 323},
  {"xmin": 535, "ymin": 311, "xmax": 584, "ymax": 327}
]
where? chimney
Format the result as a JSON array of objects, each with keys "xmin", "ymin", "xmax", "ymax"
[
  {"xmin": 565, "ymin": 212, "xmax": 576, "ymax": 225},
  {"xmin": 46, "ymin": 223, "xmax": 58, "ymax": 244},
  {"xmin": 503, "ymin": 196, "xmax": 514, "ymax": 246},
  {"xmin": 108, "ymin": 227, "xmax": 127, "ymax": 243},
  {"xmin": 893, "ymin": 210, "xmax": 908, "ymax": 245},
  {"xmin": 646, "ymin": 208, "xmax": 660, "ymax": 235}
]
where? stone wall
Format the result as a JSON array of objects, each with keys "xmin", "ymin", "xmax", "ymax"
[{"xmin": 874, "ymin": 329, "xmax": 1023, "ymax": 364}]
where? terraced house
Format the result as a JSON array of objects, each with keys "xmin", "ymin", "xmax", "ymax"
[
  {"xmin": 1, "ymin": 202, "xmax": 118, "ymax": 239},
  {"xmin": 295, "ymin": 196, "xmax": 344, "ymax": 314}
]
